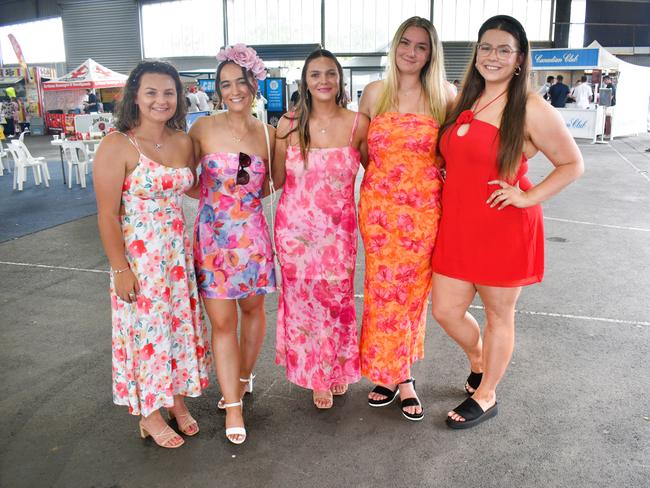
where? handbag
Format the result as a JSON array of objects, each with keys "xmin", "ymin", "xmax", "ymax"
[{"xmin": 263, "ymin": 121, "xmax": 282, "ymax": 287}]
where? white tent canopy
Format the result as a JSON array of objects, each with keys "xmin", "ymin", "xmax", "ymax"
[
  {"xmin": 586, "ymin": 41, "xmax": 650, "ymax": 138},
  {"xmin": 43, "ymin": 58, "xmax": 127, "ymax": 92}
]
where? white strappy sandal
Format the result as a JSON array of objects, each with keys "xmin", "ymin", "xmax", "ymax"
[
  {"xmin": 217, "ymin": 373, "xmax": 255, "ymax": 410},
  {"xmin": 223, "ymin": 400, "xmax": 246, "ymax": 445}
]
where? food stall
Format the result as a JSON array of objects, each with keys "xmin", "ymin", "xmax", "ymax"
[
  {"xmin": 0, "ymin": 66, "xmax": 57, "ymax": 134},
  {"xmin": 532, "ymin": 42, "xmax": 650, "ymax": 141},
  {"xmin": 42, "ymin": 58, "xmax": 127, "ymax": 136}
]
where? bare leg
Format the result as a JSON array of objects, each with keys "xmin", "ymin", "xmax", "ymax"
[
  {"xmin": 167, "ymin": 395, "xmax": 198, "ymax": 435},
  {"xmin": 448, "ymin": 285, "xmax": 521, "ymax": 421},
  {"xmin": 203, "ymin": 298, "xmax": 245, "ymax": 443},
  {"xmin": 237, "ymin": 294, "xmax": 266, "ymax": 388},
  {"xmin": 431, "ymin": 273, "xmax": 483, "ymax": 390},
  {"xmin": 139, "ymin": 408, "xmax": 183, "ymax": 448}
]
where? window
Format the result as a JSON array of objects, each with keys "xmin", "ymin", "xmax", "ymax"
[
  {"xmin": 325, "ymin": 0, "xmax": 431, "ymax": 53},
  {"xmin": 141, "ymin": 0, "xmax": 224, "ymax": 58},
  {"xmin": 0, "ymin": 18, "xmax": 65, "ymax": 64},
  {"xmin": 227, "ymin": 0, "xmax": 321, "ymax": 45},
  {"xmin": 433, "ymin": 0, "xmax": 554, "ymax": 42}
]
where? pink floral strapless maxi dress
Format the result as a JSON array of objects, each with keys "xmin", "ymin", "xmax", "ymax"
[
  {"xmin": 111, "ymin": 147, "xmax": 211, "ymax": 417},
  {"xmin": 275, "ymin": 116, "xmax": 362, "ymax": 390}
]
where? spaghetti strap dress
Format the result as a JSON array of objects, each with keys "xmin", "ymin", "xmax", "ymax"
[
  {"xmin": 274, "ymin": 113, "xmax": 362, "ymax": 390},
  {"xmin": 433, "ymin": 111, "xmax": 544, "ymax": 286},
  {"xmin": 358, "ymin": 112, "xmax": 443, "ymax": 385},
  {"xmin": 111, "ymin": 134, "xmax": 211, "ymax": 417},
  {"xmin": 194, "ymin": 151, "xmax": 276, "ymax": 299}
]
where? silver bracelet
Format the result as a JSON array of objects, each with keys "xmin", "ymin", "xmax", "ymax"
[{"xmin": 110, "ymin": 266, "xmax": 130, "ymax": 275}]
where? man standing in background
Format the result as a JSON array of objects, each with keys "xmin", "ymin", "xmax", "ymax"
[
  {"xmin": 548, "ymin": 75, "xmax": 570, "ymax": 108},
  {"xmin": 538, "ymin": 75, "xmax": 555, "ymax": 100},
  {"xmin": 571, "ymin": 75, "xmax": 593, "ymax": 109}
]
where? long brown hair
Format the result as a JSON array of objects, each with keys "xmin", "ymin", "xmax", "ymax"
[
  {"xmin": 439, "ymin": 15, "xmax": 530, "ymax": 180},
  {"xmin": 115, "ymin": 60, "xmax": 187, "ymax": 132},
  {"xmin": 282, "ymin": 49, "xmax": 346, "ymax": 164},
  {"xmin": 375, "ymin": 16, "xmax": 447, "ymax": 124}
]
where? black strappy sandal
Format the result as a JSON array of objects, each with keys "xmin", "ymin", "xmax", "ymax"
[
  {"xmin": 399, "ymin": 378, "xmax": 424, "ymax": 422},
  {"xmin": 446, "ymin": 397, "xmax": 498, "ymax": 429},
  {"xmin": 368, "ymin": 385, "xmax": 399, "ymax": 407},
  {"xmin": 465, "ymin": 371, "xmax": 483, "ymax": 395}
]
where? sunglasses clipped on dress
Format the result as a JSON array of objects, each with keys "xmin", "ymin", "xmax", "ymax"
[{"xmin": 237, "ymin": 152, "xmax": 251, "ymax": 185}]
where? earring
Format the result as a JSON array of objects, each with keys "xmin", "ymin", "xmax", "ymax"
[{"xmin": 514, "ymin": 65, "xmax": 522, "ymax": 76}]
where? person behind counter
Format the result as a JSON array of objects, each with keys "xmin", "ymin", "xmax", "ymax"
[
  {"xmin": 548, "ymin": 74, "xmax": 569, "ymax": 108},
  {"xmin": 571, "ymin": 75, "xmax": 593, "ymax": 109}
]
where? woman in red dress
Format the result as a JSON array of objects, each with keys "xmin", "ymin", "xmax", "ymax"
[{"xmin": 432, "ymin": 15, "xmax": 584, "ymax": 428}]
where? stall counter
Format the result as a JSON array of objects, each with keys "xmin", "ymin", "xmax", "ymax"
[{"xmin": 557, "ymin": 105, "xmax": 605, "ymax": 142}]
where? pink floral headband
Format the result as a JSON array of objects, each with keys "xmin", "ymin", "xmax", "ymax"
[{"xmin": 216, "ymin": 44, "xmax": 267, "ymax": 81}]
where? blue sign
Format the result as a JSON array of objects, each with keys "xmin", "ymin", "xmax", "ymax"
[
  {"xmin": 532, "ymin": 48, "xmax": 599, "ymax": 69},
  {"xmin": 198, "ymin": 79, "xmax": 215, "ymax": 93},
  {"xmin": 265, "ymin": 78, "xmax": 285, "ymax": 112}
]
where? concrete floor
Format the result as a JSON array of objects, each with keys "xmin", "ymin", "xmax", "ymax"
[{"xmin": 1, "ymin": 134, "xmax": 649, "ymax": 488}]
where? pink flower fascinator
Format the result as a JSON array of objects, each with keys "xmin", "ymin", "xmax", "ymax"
[{"xmin": 216, "ymin": 44, "xmax": 267, "ymax": 81}]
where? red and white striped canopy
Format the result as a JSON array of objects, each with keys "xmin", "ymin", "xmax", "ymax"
[{"xmin": 43, "ymin": 58, "xmax": 127, "ymax": 91}]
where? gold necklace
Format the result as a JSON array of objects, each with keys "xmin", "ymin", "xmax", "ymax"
[{"xmin": 226, "ymin": 112, "xmax": 250, "ymax": 143}]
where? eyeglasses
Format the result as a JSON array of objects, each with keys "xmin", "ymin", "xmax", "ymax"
[
  {"xmin": 237, "ymin": 152, "xmax": 251, "ymax": 185},
  {"xmin": 476, "ymin": 43, "xmax": 519, "ymax": 59}
]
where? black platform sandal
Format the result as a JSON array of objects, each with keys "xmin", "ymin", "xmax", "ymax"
[
  {"xmin": 446, "ymin": 397, "xmax": 498, "ymax": 429},
  {"xmin": 368, "ymin": 385, "xmax": 399, "ymax": 407},
  {"xmin": 465, "ymin": 371, "xmax": 483, "ymax": 395},
  {"xmin": 399, "ymin": 378, "xmax": 424, "ymax": 422}
]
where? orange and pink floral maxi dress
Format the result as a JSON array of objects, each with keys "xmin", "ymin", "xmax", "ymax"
[
  {"xmin": 358, "ymin": 112, "xmax": 443, "ymax": 385},
  {"xmin": 111, "ymin": 137, "xmax": 211, "ymax": 417}
]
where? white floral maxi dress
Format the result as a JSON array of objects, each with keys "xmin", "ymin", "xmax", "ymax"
[{"xmin": 110, "ymin": 150, "xmax": 211, "ymax": 417}]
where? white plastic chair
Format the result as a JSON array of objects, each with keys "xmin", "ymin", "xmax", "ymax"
[
  {"xmin": 5, "ymin": 144, "xmax": 49, "ymax": 191},
  {"xmin": 10, "ymin": 140, "xmax": 51, "ymax": 184},
  {"xmin": 62, "ymin": 140, "xmax": 89, "ymax": 188},
  {"xmin": 0, "ymin": 144, "xmax": 8, "ymax": 175}
]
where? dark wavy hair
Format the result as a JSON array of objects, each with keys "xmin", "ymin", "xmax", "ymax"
[
  {"xmin": 282, "ymin": 49, "xmax": 346, "ymax": 164},
  {"xmin": 439, "ymin": 15, "xmax": 530, "ymax": 180},
  {"xmin": 115, "ymin": 60, "xmax": 187, "ymax": 132}
]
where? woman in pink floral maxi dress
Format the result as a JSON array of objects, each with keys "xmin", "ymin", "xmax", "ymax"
[{"xmin": 273, "ymin": 49, "xmax": 369, "ymax": 409}]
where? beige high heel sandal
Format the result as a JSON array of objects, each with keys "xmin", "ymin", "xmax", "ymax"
[
  {"xmin": 168, "ymin": 410, "xmax": 199, "ymax": 436},
  {"xmin": 223, "ymin": 400, "xmax": 246, "ymax": 445},
  {"xmin": 217, "ymin": 373, "xmax": 255, "ymax": 410},
  {"xmin": 139, "ymin": 421, "xmax": 184, "ymax": 448}
]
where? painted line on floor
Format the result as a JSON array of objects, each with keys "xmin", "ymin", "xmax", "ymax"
[
  {"xmin": 544, "ymin": 217, "xmax": 650, "ymax": 232},
  {"xmin": 468, "ymin": 304, "xmax": 649, "ymax": 327},
  {"xmin": 353, "ymin": 294, "xmax": 647, "ymax": 327},
  {"xmin": 610, "ymin": 143, "xmax": 650, "ymax": 183},
  {"xmin": 0, "ymin": 261, "xmax": 108, "ymax": 274},
  {"xmin": 4, "ymin": 262, "xmax": 647, "ymax": 327}
]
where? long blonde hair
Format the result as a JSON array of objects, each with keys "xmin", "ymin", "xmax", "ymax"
[{"xmin": 375, "ymin": 16, "xmax": 447, "ymax": 124}]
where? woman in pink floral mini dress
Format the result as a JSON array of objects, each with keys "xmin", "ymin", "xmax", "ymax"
[
  {"xmin": 94, "ymin": 61, "xmax": 211, "ymax": 449},
  {"xmin": 273, "ymin": 49, "xmax": 369, "ymax": 409},
  {"xmin": 189, "ymin": 45, "xmax": 275, "ymax": 444}
]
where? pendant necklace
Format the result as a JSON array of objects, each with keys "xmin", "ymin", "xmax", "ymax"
[{"xmin": 226, "ymin": 112, "xmax": 250, "ymax": 143}]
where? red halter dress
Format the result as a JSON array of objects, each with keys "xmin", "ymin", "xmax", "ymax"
[{"xmin": 432, "ymin": 108, "xmax": 544, "ymax": 287}]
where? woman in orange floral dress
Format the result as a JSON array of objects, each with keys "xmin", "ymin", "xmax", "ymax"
[{"xmin": 358, "ymin": 17, "xmax": 455, "ymax": 421}]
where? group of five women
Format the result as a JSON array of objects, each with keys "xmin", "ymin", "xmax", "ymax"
[{"xmin": 95, "ymin": 14, "xmax": 583, "ymax": 448}]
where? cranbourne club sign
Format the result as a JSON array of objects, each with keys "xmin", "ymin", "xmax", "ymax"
[{"xmin": 532, "ymin": 48, "xmax": 600, "ymax": 69}]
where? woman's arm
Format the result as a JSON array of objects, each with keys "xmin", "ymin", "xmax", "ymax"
[
  {"xmin": 262, "ymin": 123, "xmax": 276, "ymax": 198},
  {"xmin": 354, "ymin": 113, "xmax": 370, "ymax": 169},
  {"xmin": 93, "ymin": 133, "xmax": 140, "ymax": 302},
  {"xmin": 358, "ymin": 80, "xmax": 382, "ymax": 119},
  {"xmin": 186, "ymin": 118, "xmax": 206, "ymax": 199},
  {"xmin": 487, "ymin": 94, "xmax": 584, "ymax": 210},
  {"xmin": 271, "ymin": 116, "xmax": 291, "ymax": 190}
]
